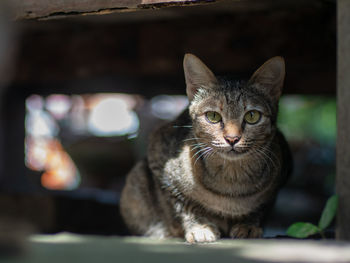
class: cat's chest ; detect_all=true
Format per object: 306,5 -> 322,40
162,146 -> 270,217
200,152 -> 269,195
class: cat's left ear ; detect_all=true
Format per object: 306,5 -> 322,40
248,56 -> 285,101
183,54 -> 218,101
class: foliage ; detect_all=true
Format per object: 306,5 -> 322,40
286,195 -> 338,239
278,96 -> 336,146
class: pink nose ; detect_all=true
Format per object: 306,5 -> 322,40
224,135 -> 241,146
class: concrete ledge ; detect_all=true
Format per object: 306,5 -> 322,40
8,233 -> 350,263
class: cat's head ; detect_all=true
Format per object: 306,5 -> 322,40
183,54 -> 285,160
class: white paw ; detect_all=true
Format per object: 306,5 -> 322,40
185,225 -> 219,243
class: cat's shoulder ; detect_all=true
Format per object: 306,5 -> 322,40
148,109 -> 192,155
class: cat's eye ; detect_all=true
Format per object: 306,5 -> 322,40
244,110 -> 261,124
205,111 -> 222,124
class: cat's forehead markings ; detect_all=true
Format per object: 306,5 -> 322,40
236,92 -> 243,104
245,94 -> 270,112
225,91 -> 245,111
219,104 -> 223,112
223,90 -> 238,106
237,92 -> 247,111
200,99 -> 221,112
219,99 -> 224,111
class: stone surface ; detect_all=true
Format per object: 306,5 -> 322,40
5,233 -> 350,263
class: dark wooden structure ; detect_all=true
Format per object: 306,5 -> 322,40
11,0 -> 335,95
337,0 -> 350,241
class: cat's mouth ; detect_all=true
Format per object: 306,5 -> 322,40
217,146 -> 249,160
228,146 -> 249,154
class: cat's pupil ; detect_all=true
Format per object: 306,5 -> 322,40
244,110 -> 261,124
206,111 -> 222,123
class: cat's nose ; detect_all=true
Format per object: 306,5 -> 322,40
224,135 -> 241,146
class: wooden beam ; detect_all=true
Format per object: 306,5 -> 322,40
337,0 -> 350,241
10,0 -> 334,21
11,0 -> 215,20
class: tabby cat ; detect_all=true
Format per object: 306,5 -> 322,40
120,54 -> 292,243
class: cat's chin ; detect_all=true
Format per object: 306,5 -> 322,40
217,150 -> 248,161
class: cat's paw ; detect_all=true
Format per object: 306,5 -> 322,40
229,224 -> 263,239
185,224 -> 220,243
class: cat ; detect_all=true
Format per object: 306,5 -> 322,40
120,54 -> 292,243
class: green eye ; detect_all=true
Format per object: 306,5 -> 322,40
244,110 -> 261,124
205,111 -> 222,124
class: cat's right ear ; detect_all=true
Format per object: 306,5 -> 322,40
183,54 -> 218,101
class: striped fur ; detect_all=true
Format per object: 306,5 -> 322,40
120,54 -> 292,243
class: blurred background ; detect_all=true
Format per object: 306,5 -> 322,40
0,0 -> 335,238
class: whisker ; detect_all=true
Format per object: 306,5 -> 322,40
208,149 -> 218,162
194,148 -> 212,166
205,147 -> 217,159
190,142 -> 206,146
192,146 -> 211,159
251,148 -> 271,173
190,144 -> 205,152
255,144 -> 280,163
254,147 -> 278,170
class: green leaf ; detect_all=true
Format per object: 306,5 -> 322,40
318,195 -> 338,230
286,222 -> 320,238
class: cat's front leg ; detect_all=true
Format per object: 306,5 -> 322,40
229,223 -> 263,239
185,222 -> 220,243
229,211 -> 264,239
182,214 -> 221,243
